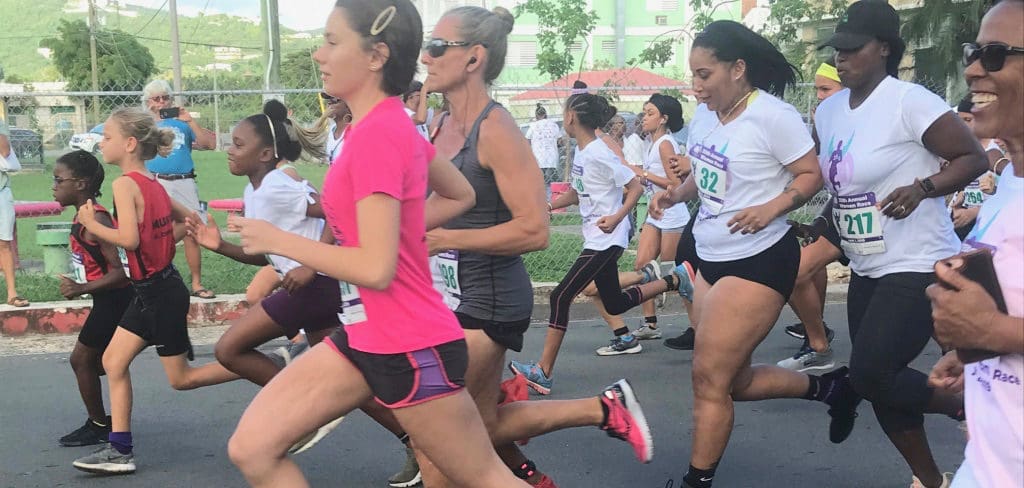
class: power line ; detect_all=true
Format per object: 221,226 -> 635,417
133,0 -> 169,36
134,35 -> 260,50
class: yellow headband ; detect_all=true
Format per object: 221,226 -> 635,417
816,63 -> 840,83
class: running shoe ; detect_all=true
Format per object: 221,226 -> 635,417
673,262 -> 696,302
267,336 -> 311,369
60,416 -> 111,447
532,474 -> 558,487
638,259 -> 661,284
72,445 -> 136,475
821,366 -> 861,444
784,322 -> 807,340
388,446 -> 422,488
632,324 -> 663,340
289,416 -> 345,455
776,344 -> 836,372
509,360 -> 552,395
910,472 -> 952,488
596,335 -> 643,356
600,379 -> 653,463
663,327 -> 695,351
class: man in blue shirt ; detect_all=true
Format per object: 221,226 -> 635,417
142,79 -> 217,298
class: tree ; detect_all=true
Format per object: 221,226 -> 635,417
41,19 -> 157,92
513,0 -> 600,82
901,0 -> 993,98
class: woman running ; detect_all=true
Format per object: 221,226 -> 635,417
71,108 -> 242,475
511,93 -> 688,394
649,20 -> 862,487
815,2 -> 988,486
54,150 -> 134,448
224,2 -> 528,486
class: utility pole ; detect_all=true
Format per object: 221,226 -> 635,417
87,0 -> 100,123
168,0 -> 184,104
261,0 -> 282,97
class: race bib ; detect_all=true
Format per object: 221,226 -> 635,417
834,193 -> 886,255
117,247 -> 130,277
689,143 -> 729,215
70,252 -> 88,284
435,250 -> 462,310
963,183 -> 985,208
338,281 -> 367,325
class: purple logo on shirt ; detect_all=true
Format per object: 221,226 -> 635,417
825,133 -> 855,192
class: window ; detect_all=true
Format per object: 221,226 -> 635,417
655,15 -> 668,26
508,41 -> 538,67
569,41 -> 584,56
601,40 -> 616,54
646,0 -> 679,11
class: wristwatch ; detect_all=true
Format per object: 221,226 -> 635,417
918,177 -> 936,196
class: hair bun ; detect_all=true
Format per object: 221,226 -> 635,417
492,6 -> 515,35
263,99 -> 288,122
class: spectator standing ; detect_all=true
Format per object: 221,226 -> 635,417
0,117 -> 26,307
526,103 -> 562,192
141,79 -> 217,299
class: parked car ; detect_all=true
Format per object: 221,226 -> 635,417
9,127 -> 44,167
69,124 -> 104,154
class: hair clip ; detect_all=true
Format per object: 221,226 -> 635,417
371,5 -> 397,36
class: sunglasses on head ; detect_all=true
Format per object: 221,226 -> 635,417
422,38 -> 483,58
149,94 -> 171,103
963,42 -> 1024,72
320,92 -> 340,104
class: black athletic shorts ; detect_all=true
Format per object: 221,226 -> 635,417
820,213 -> 851,266
457,312 -> 531,353
326,327 -> 468,409
698,227 -> 801,301
78,286 -> 135,351
119,266 -> 194,358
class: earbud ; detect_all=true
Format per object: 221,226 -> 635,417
468,56 -> 478,66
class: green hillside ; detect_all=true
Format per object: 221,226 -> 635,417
0,0 -> 319,82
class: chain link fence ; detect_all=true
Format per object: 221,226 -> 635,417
1,80 -> 833,300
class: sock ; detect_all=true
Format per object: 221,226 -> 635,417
108,431 -> 132,455
512,460 -> 537,480
683,463 -> 718,488
644,316 -> 658,328
396,432 -> 410,446
663,275 -> 678,291
803,374 -> 844,404
613,327 -> 629,337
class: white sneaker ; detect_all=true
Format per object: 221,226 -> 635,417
596,336 -> 643,356
632,325 -> 662,340
776,345 -> 836,372
910,472 -> 952,488
289,416 -> 345,454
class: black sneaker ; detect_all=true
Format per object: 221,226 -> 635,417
784,322 -> 806,340
60,417 -> 111,447
663,327 -> 695,351
821,366 -> 861,444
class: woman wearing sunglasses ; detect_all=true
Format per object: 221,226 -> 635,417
321,93 -> 352,164
416,6 -> 653,488
815,2 -> 988,487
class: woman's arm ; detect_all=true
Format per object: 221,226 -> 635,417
66,213 -> 130,297
186,214 -> 269,266
79,177 -> 141,250
424,155 -> 476,230
727,150 -> 822,235
647,139 -> 685,189
549,187 -> 579,211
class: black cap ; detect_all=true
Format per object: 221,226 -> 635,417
818,1 -> 900,50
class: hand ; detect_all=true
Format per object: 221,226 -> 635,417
185,212 -> 222,250
78,199 -> 97,228
59,275 -> 85,300
979,173 -> 996,195
925,260 -> 1001,350
951,207 -> 979,229
425,229 -> 449,256
281,266 -> 316,293
668,155 -> 691,180
928,351 -> 965,392
788,218 -> 825,245
728,202 -> 779,235
877,181 -> 927,219
175,104 -> 194,123
629,165 -> 644,178
648,190 -> 676,220
596,214 -> 622,233
228,215 -> 280,255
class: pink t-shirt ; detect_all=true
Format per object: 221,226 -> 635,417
321,96 -> 464,354
958,165 -> 1023,487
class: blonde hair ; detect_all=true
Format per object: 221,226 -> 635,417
109,107 -> 175,161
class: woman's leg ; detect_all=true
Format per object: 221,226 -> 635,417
788,239 -> 841,353
101,328 -> 149,433
158,353 -> 241,391
635,225 -> 662,324
246,265 -> 282,304
214,303 -> 292,386
70,342 -> 108,422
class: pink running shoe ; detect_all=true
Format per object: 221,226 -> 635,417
600,379 -> 653,463
532,474 -> 558,488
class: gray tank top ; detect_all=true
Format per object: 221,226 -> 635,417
440,101 -> 533,322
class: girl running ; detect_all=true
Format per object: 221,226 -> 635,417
413,7 -> 654,487
224,2 -> 527,486
54,150 -> 134,448
815,2 -> 987,486
649,20 -> 860,488
511,93 -> 689,394
71,107 -> 241,475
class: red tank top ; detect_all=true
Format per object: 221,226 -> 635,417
70,203 -> 125,283
122,172 -> 175,280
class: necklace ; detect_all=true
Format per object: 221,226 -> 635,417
701,89 -> 756,145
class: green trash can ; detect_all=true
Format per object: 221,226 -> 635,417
36,222 -> 73,276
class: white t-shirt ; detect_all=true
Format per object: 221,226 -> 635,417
243,169 -> 325,276
814,76 -> 959,278
526,119 -> 561,169
687,90 -> 814,261
571,138 -> 636,251
956,166 -> 1024,488
644,133 -> 689,230
326,120 -> 346,165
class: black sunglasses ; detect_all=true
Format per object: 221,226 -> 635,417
963,42 -> 1024,72
320,92 -> 340,103
422,38 -> 482,58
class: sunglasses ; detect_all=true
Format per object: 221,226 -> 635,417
962,42 -> 1024,72
149,94 -> 171,103
422,38 -> 481,58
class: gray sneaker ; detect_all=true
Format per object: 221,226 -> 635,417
72,445 -> 136,475
596,335 -> 643,356
638,260 -> 661,284
632,325 -> 662,340
388,446 -> 422,487
776,344 -> 836,372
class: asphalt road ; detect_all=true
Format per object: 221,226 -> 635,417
0,303 -> 965,488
